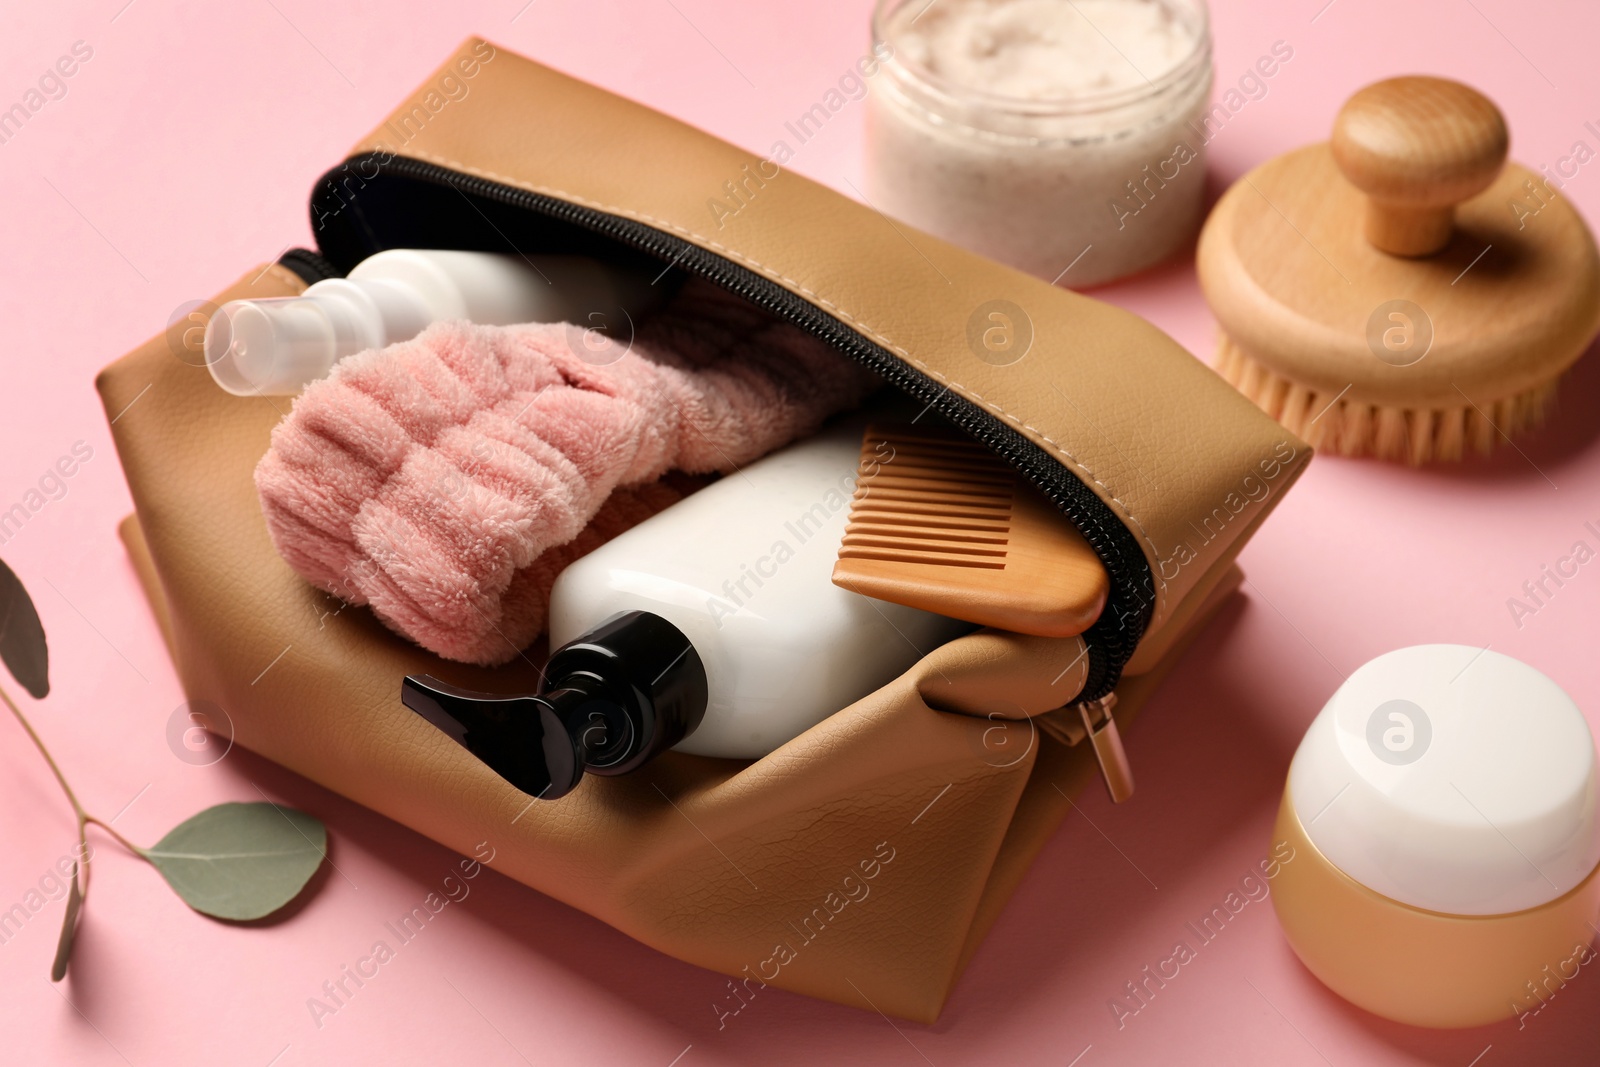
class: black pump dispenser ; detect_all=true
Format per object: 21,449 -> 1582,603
400,611 -> 708,800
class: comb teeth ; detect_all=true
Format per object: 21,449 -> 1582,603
832,424 -> 1109,638
842,429 -> 1017,570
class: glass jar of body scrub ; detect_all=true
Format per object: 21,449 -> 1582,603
866,0 -> 1213,288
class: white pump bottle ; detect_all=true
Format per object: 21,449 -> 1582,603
546,420 -> 973,759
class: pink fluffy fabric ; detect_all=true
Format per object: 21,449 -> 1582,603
256,280 -> 879,665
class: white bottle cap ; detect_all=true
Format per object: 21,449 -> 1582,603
1290,644 -> 1599,915
204,278 -> 426,396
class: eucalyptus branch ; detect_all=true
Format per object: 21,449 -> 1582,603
1,560 -> 329,981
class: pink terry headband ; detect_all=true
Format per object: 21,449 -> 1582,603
255,280 -> 879,665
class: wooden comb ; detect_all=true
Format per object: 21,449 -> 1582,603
831,424 -> 1108,637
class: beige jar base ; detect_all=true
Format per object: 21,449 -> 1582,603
1270,792 -> 1600,1028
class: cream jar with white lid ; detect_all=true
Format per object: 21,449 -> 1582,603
865,0 -> 1213,288
1272,645 -> 1600,1028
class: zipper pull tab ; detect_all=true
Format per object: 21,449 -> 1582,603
1075,694 -> 1135,803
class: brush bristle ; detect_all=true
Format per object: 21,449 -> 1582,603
1212,333 -> 1559,465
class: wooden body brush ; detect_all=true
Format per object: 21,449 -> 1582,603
1198,76 -> 1600,464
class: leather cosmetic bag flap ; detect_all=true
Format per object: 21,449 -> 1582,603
96,38 -> 1308,1022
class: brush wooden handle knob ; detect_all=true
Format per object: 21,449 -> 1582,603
1331,76 -> 1508,257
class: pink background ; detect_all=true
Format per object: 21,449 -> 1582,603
3,0 -> 1599,1062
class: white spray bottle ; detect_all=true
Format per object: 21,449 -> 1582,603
205,248 -> 656,395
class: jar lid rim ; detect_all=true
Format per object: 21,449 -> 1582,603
871,0 -> 1213,117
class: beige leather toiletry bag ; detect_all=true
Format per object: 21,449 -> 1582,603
97,38 -> 1308,1022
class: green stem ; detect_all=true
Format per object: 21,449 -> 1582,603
0,681 -> 100,898
0,682 -> 84,820
83,815 -> 145,858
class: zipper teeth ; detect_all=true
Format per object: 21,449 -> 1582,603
277,246 -> 342,285
320,154 -> 1154,698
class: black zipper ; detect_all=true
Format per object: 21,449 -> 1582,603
277,246 -> 342,285
300,153 -> 1155,701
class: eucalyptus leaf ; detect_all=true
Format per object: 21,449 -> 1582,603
0,557 -> 48,698
50,861 -> 81,982
143,802 -> 327,921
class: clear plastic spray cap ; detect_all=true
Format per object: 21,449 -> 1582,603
204,277 -> 424,396
205,297 -> 343,396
